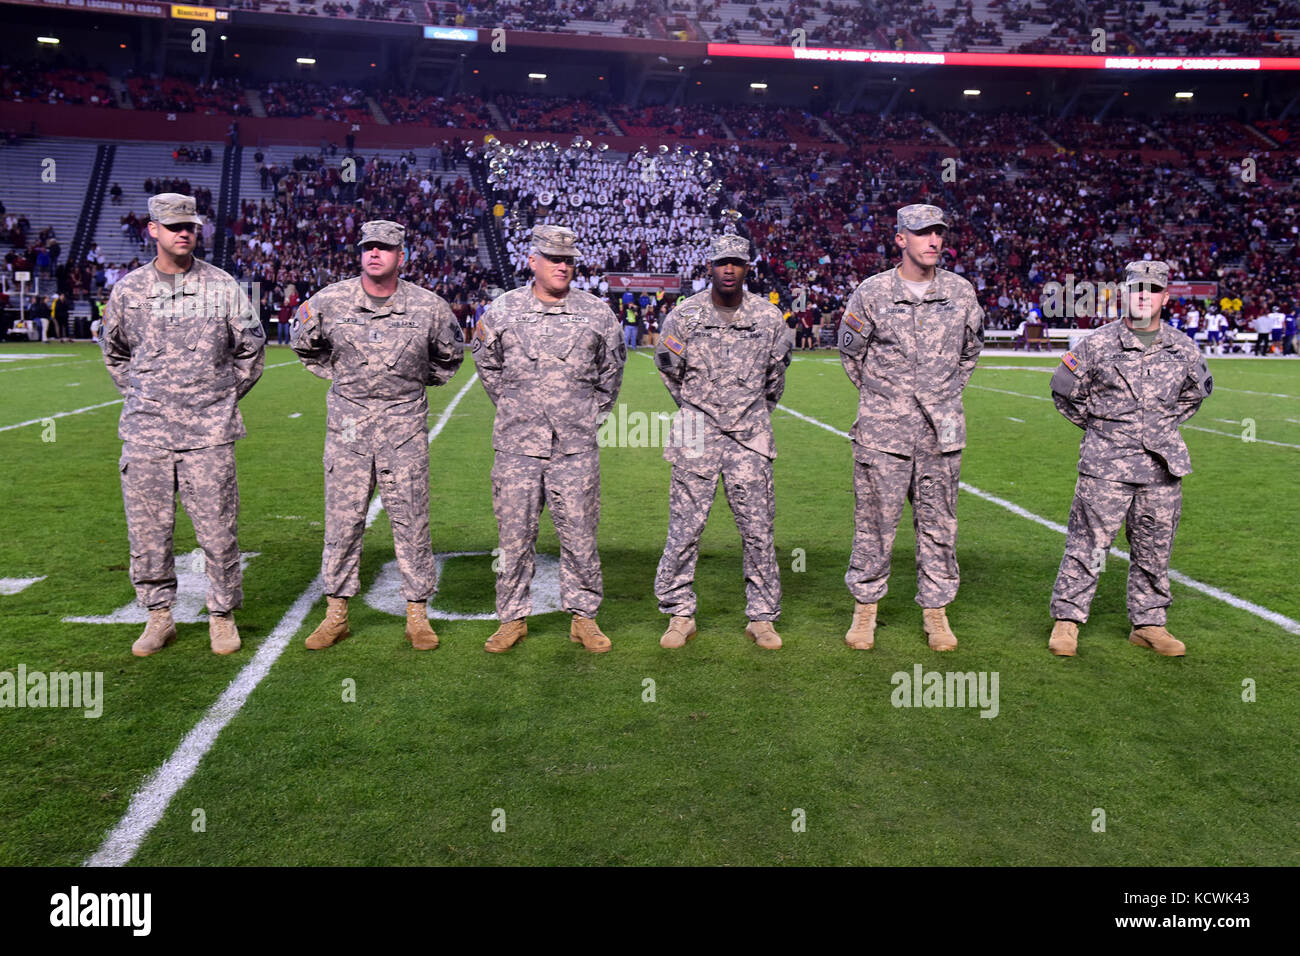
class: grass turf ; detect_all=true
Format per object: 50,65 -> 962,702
0,343 -> 1296,865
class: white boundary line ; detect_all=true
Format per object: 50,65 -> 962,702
772,401 -> 1300,636
0,358 -> 100,374
0,399 -> 123,434
85,372 -> 480,867
967,384 -> 1300,451
0,360 -> 298,434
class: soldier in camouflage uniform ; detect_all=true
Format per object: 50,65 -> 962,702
292,220 -> 464,651
1048,260 -> 1212,657
471,224 -> 626,653
839,204 -> 984,652
101,192 -> 266,657
654,234 -> 794,650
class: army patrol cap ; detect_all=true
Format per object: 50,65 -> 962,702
530,224 -> 581,258
148,192 -> 204,226
357,220 -> 405,249
708,233 -> 752,263
896,203 -> 949,232
1124,260 -> 1170,289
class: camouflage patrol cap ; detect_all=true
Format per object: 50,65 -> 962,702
708,233 -> 751,263
896,203 -> 949,232
530,224 -> 581,258
148,192 -> 203,226
1124,260 -> 1170,289
358,220 -> 405,248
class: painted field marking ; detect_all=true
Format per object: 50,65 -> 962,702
86,372 -> 480,866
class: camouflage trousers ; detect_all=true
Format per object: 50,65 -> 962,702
655,442 -> 780,621
323,431 -> 436,602
491,445 -> 602,621
119,441 -> 242,613
1050,473 -> 1182,626
845,436 -> 962,608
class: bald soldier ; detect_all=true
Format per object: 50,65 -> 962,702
1047,260 -> 1212,657
102,192 -> 265,657
292,220 -> 464,650
839,204 -> 984,652
471,224 -> 626,653
654,234 -> 793,650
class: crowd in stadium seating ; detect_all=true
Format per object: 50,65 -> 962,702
606,103 -> 729,139
932,110 -> 1046,149
496,94 -> 613,134
487,139 -> 719,277
2,65 -> 115,107
125,75 -> 250,115
261,80 -> 371,123
454,0 -> 656,36
227,150 -> 490,320
375,91 -> 496,128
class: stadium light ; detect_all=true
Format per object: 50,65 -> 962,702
528,73 -> 547,80
297,58 -> 317,65
37,36 -> 59,45
963,89 -> 981,96
1175,91 -> 1194,99
750,82 -> 768,90
220,35 -> 228,41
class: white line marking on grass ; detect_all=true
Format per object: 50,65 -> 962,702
1008,416 -> 1024,423
0,358 -> 99,372
969,384 -> 1052,402
977,365 -> 1054,372
0,575 -> 46,595
86,372 -> 480,867
773,403 -> 1300,636
288,412 -> 301,418
0,399 -> 123,434
1213,418 -> 1240,425
1184,424 -> 1300,450
1216,386 -> 1300,399
264,360 -> 298,369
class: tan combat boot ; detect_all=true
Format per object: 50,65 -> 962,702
570,615 -> 611,653
405,602 -> 439,650
132,608 -> 177,657
922,607 -> 957,651
1049,620 -> 1079,656
209,612 -> 241,655
745,620 -> 782,650
660,616 -> 696,649
484,618 -> 527,653
845,602 -> 878,650
305,596 -> 350,650
1129,625 -> 1186,657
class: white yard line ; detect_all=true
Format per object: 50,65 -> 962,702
85,372 -> 480,867
772,402 -> 1300,636
0,358 -> 100,374
1183,424 -> 1300,450
0,399 -> 123,434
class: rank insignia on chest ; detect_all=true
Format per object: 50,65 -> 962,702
1062,351 -> 1080,373
843,312 -> 864,333
369,328 -> 384,343
663,334 -> 684,356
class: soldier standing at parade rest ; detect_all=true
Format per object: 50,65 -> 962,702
471,225 -> 626,653
102,192 -> 266,657
292,220 -> 464,650
1047,260 -> 1213,657
838,204 -> 984,652
653,234 -> 794,650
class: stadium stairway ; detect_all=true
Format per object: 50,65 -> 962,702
366,97 -> 391,125
108,76 -> 130,108
245,89 -> 267,118
214,143 -> 242,269
90,141 -> 226,269
69,144 -> 114,266
0,137 -> 98,257
468,154 -> 509,286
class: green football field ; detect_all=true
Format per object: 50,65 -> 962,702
0,343 -> 1296,866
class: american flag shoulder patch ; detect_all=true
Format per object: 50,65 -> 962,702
1062,351 -> 1080,373
843,312 -> 864,333
298,302 -> 311,323
663,334 -> 684,356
